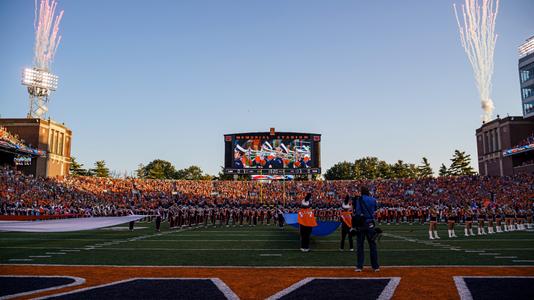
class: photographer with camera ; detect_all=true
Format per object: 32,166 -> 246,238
352,186 -> 380,272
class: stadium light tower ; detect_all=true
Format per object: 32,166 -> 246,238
22,68 -> 59,118
22,0 -> 64,119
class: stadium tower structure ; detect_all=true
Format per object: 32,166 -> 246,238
520,36 -> 534,118
0,0 -> 71,178
475,36 -> 534,176
21,68 -> 59,119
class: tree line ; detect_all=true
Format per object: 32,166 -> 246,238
70,150 -> 475,180
70,158 -> 212,180
324,150 -> 475,180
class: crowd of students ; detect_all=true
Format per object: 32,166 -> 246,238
1,167 -> 533,234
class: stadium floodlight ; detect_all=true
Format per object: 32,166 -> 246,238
21,0 -> 64,120
21,67 -> 59,119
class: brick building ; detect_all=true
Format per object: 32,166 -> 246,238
476,116 -> 533,176
0,118 -> 72,178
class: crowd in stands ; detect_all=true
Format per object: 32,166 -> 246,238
1,166 -> 533,223
514,133 -> 534,148
0,127 -> 26,148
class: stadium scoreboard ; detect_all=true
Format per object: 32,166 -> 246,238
224,129 -> 321,175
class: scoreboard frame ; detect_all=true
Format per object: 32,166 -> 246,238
223,130 -> 321,175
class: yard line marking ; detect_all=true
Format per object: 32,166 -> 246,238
512,260 -> 534,263
45,252 -> 66,255
61,249 -> 80,252
478,253 -> 500,256
29,255 -> 51,258
494,256 -> 517,259
260,254 -> 282,257
8,259 -> 33,261
465,250 -> 485,253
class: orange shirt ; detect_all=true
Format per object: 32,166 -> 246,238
298,208 -> 318,227
341,211 -> 352,227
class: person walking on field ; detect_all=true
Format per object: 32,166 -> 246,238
353,186 -> 379,272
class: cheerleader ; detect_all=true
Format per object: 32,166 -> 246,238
446,206 -> 458,238
340,196 -> 354,251
504,206 -> 513,232
487,207 -> 495,234
527,208 -> 533,229
298,193 -> 318,252
464,207 -> 475,236
428,206 -> 440,240
517,208 -> 526,231
495,207 -> 503,233
477,208 -> 487,235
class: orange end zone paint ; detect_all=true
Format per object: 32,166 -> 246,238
1,265 -> 533,300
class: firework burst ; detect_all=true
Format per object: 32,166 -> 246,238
34,0 -> 64,71
454,0 -> 499,122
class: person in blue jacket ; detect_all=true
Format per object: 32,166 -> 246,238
353,186 -> 379,272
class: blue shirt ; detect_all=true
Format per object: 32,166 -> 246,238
353,195 -> 377,220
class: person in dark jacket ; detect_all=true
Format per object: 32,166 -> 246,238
353,186 -> 379,272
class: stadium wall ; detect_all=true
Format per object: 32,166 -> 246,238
0,118 -> 72,178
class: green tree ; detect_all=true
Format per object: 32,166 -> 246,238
377,160 -> 393,179
391,160 -> 408,178
438,164 -> 449,177
139,159 -> 177,179
324,161 -> 355,180
91,160 -> 110,178
354,157 -> 381,179
215,166 -> 239,180
69,157 -> 89,176
135,163 -> 145,178
417,157 -> 433,178
448,150 -> 476,176
175,165 -> 211,180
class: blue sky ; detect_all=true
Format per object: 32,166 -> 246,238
1,0 -> 533,176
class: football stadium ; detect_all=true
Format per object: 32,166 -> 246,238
1,0 -> 534,299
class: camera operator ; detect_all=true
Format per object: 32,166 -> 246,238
353,186 -> 379,272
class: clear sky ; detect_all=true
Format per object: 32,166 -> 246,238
1,0 -> 533,176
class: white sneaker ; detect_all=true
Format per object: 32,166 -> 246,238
355,268 -> 362,272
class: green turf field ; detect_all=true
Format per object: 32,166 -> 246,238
1,223 -> 533,266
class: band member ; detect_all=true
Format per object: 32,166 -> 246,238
298,193 -> 317,252
340,196 -> 354,251
155,207 -> 162,232
446,206 -> 457,238
277,205 -> 285,229
428,206 -> 440,240
233,147 -> 245,169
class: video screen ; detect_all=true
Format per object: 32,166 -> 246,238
233,139 -> 312,169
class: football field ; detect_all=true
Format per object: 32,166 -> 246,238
1,222 -> 533,266
1,223 -> 534,299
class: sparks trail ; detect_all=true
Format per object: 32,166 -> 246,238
453,0 -> 499,122
34,0 -> 64,71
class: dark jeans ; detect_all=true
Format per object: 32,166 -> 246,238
300,225 -> 312,249
356,228 -> 379,269
340,223 -> 354,249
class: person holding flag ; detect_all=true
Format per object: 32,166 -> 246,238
340,195 -> 354,251
298,193 -> 317,252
